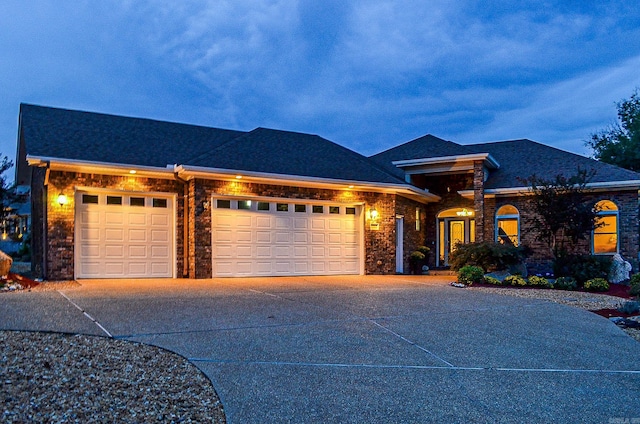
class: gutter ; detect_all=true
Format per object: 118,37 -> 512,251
458,180 -> 640,198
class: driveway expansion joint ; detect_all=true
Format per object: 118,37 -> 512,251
57,290 -> 113,338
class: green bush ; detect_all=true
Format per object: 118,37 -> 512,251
527,276 -> 551,288
552,277 -> 577,291
504,275 -> 527,286
410,251 -> 426,262
416,246 -> 431,255
457,265 -> 484,286
617,301 -> 640,315
448,241 -> 530,272
583,278 -> 610,292
552,254 -> 612,284
484,276 -> 503,286
629,274 -> 640,298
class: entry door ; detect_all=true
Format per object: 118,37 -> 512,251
395,216 -> 404,273
438,218 -> 475,266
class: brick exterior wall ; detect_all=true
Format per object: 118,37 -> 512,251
395,195 -> 429,273
34,170 -> 185,280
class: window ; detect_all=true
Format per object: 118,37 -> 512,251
276,203 -> 289,212
257,202 -> 270,211
329,206 -> 340,214
593,200 -> 618,254
107,196 -> 122,205
152,198 -> 167,208
295,204 -> 306,213
82,194 -> 99,204
238,200 -> 251,210
415,208 -> 421,231
217,199 -> 231,209
130,197 -> 145,207
312,205 -> 324,214
496,205 -> 519,246
346,207 -> 356,215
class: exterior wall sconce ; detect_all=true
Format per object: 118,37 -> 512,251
370,207 -> 379,220
456,208 -> 473,217
57,193 -> 69,206
369,207 -> 380,230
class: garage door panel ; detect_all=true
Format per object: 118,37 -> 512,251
106,228 -> 125,242
212,199 -> 361,277
75,191 -> 174,279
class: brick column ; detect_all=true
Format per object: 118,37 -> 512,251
473,161 -> 485,242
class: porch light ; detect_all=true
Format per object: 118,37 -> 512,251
456,208 -> 473,217
57,193 -> 69,206
370,207 -> 379,220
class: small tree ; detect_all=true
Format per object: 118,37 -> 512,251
586,88 -> 640,171
519,168 -> 602,258
0,155 -> 14,222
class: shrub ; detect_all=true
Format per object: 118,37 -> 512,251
583,278 -> 610,292
410,251 -> 426,262
527,276 -> 551,288
416,246 -> 431,255
484,276 -> 502,286
448,241 -> 530,272
504,275 -> 527,286
617,301 -> 640,315
552,254 -> 612,285
457,265 -> 484,286
630,274 -> 640,298
552,277 -> 577,291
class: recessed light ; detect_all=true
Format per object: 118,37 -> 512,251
235,175 -> 242,179
129,170 -> 137,174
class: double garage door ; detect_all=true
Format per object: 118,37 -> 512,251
211,198 -> 363,277
75,190 -> 175,279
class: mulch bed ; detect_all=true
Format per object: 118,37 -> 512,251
2,272 -> 39,289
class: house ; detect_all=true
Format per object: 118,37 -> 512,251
15,104 -> 640,280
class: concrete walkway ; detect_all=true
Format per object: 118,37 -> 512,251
2,275 -> 639,423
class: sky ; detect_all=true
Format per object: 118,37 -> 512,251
1,0 -> 640,178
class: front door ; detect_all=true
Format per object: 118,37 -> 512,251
438,216 -> 475,267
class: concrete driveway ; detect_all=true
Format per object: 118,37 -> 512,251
2,275 -> 639,423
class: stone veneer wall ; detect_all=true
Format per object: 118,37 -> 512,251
189,179 -> 398,278
485,190 -> 640,274
37,170 -> 185,281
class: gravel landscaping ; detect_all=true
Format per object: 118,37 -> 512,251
0,331 -> 226,423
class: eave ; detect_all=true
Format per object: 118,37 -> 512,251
26,155 -> 176,179
458,180 -> 640,199
176,165 -> 441,203
392,153 -> 500,175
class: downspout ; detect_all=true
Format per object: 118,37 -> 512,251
174,171 -> 189,278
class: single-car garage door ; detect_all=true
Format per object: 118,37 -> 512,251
211,198 -> 362,277
75,190 -> 175,278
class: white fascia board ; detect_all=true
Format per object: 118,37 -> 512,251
176,164 -> 441,202
392,153 -> 500,169
26,155 -> 176,179
459,180 -> 640,199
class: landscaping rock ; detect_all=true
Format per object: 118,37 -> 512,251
0,250 -> 12,277
609,253 -> 632,284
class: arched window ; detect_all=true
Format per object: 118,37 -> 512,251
593,200 -> 618,254
496,205 -> 519,246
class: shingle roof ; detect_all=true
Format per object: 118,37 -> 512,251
19,104 -> 246,168
370,134 -> 471,179
187,127 -> 405,184
371,135 -> 640,189
19,104 -> 406,185
464,139 -> 640,189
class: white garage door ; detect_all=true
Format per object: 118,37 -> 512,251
211,198 -> 362,277
75,190 -> 175,278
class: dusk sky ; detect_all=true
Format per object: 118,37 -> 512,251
2,1 -> 640,178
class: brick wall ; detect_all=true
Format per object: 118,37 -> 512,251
40,171 -> 185,280
395,195 -> 429,273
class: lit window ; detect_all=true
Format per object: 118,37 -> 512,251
593,200 -> 618,254
496,205 -> 519,246
415,208 -> 421,231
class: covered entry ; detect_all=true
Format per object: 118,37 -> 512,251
211,197 -> 363,277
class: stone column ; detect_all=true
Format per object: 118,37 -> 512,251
473,161 -> 485,242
